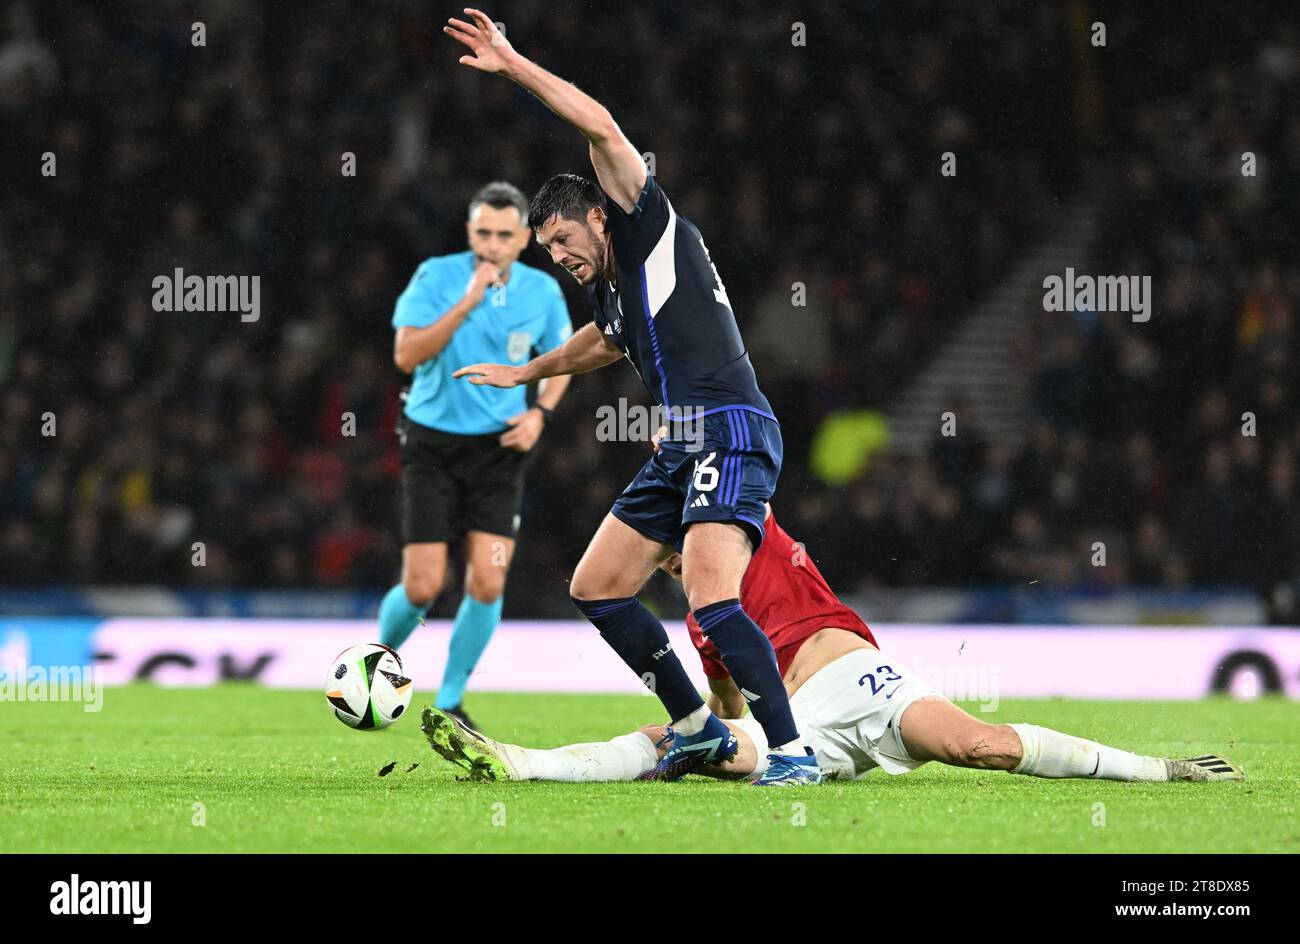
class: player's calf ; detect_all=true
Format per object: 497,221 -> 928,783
897,697 -> 1019,770
897,698 -> 1245,783
961,728 -> 1025,770
943,725 -> 1024,771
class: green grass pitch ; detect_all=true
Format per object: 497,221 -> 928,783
2,686 -> 1297,853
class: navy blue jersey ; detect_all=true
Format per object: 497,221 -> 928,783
588,176 -> 774,418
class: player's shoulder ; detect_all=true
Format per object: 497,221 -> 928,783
603,174 -> 672,225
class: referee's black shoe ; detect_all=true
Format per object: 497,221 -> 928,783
444,704 -> 482,734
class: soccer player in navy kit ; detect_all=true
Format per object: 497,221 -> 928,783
445,9 -> 819,784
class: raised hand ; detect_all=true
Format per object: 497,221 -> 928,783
464,261 -> 502,307
443,8 -> 517,74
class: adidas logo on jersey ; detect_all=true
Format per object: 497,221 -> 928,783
689,494 -> 710,508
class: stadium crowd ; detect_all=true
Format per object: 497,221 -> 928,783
1,2 -> 1295,617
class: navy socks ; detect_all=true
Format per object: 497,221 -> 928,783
694,598 -> 800,748
572,596 -> 704,722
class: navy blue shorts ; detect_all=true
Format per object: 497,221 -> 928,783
610,406 -> 782,551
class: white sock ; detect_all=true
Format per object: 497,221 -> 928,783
1009,723 -> 1168,782
671,704 -> 711,736
673,706 -> 805,758
500,732 -> 659,782
771,738 -> 809,757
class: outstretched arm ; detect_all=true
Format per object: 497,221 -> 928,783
453,321 -> 623,388
444,8 -> 648,212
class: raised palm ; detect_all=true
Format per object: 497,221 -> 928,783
444,8 -> 515,73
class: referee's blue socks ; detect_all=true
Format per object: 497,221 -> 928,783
694,598 -> 800,749
572,596 -> 705,722
435,594 -> 503,710
378,583 -> 428,651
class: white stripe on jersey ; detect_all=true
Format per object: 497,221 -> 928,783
642,199 -> 678,319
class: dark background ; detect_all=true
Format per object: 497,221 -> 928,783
1,1 -> 1296,618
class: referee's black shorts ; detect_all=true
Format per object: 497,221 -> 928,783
399,415 -> 531,544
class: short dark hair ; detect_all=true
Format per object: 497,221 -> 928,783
468,181 -> 530,221
527,174 -> 607,231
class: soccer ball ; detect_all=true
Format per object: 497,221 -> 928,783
326,643 -> 413,730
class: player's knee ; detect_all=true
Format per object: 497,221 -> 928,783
465,570 -> 505,603
568,574 -> 598,602
681,564 -> 742,612
402,573 -> 441,608
569,565 -> 616,602
685,586 -> 736,613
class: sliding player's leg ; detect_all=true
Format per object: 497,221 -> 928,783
420,707 -> 762,782
896,697 -> 1243,782
569,514 -> 722,749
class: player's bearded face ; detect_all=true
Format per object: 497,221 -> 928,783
580,224 -> 610,284
538,214 -> 609,285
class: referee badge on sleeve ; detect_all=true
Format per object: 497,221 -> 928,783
507,331 -> 532,363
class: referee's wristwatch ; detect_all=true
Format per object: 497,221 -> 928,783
533,404 -> 554,424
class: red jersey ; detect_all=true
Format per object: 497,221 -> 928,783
686,511 -> 877,679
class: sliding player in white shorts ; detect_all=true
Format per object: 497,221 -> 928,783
421,506 -> 1244,786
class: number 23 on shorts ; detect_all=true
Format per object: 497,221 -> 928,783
858,665 -> 902,696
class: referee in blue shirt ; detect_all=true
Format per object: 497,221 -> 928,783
379,181 -> 572,730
